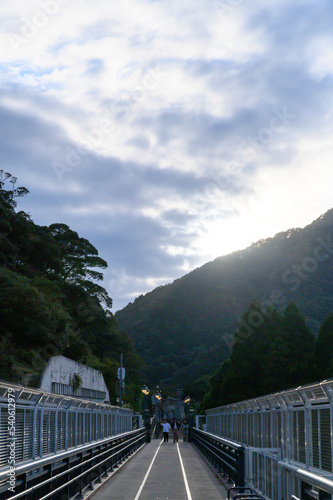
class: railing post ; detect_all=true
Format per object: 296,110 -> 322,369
237,446 -> 245,488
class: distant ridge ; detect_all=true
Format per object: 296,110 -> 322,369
116,209 -> 333,388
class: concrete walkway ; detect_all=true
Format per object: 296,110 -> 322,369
90,439 -> 228,500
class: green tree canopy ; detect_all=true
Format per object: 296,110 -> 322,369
201,302 -> 317,410
49,223 -> 112,308
316,313 -> 333,378
0,176 -> 143,408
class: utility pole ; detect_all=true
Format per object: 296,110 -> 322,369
118,354 -> 124,407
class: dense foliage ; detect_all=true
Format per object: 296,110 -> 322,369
200,302 -> 331,410
116,208 -> 333,395
0,172 -> 143,407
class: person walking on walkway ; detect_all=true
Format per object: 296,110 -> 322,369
161,419 -> 171,442
182,420 -> 190,442
171,418 -> 180,443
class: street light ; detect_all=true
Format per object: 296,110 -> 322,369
141,385 -> 150,396
141,385 -> 150,416
141,386 -> 151,421
141,386 -> 151,442
184,395 -> 191,421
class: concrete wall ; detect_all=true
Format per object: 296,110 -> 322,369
39,355 -> 110,402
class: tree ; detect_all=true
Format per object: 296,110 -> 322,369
49,223 -> 112,308
0,172 -> 29,269
200,360 -> 232,411
316,313 -> 333,378
264,303 -> 316,392
0,175 -> 144,408
201,302 -> 317,410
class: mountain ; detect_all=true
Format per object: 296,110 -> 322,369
0,177 -> 143,408
115,209 -> 333,390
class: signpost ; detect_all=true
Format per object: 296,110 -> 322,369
117,367 -> 125,380
118,354 -> 125,407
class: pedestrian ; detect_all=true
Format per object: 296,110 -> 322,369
161,419 -> 171,442
171,418 -> 180,443
182,420 -> 189,442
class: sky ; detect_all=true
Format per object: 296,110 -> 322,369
0,0 -> 333,311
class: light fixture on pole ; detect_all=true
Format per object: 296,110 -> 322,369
141,385 -> 150,396
184,395 -> 191,420
141,385 -> 150,418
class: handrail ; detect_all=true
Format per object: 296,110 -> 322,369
5,428 -> 146,500
0,428 -> 143,482
206,379 -> 333,413
192,427 -> 245,487
279,461 -> 333,494
0,381 -> 132,412
193,428 -> 245,450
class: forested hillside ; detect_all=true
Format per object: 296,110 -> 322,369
0,172 -> 143,406
201,303 -> 333,410
116,209 -> 333,393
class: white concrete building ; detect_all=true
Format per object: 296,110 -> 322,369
39,355 -> 110,403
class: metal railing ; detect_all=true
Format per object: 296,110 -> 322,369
205,379 -> 333,499
191,428 -> 245,487
0,427 -> 146,499
0,382 -> 137,499
0,383 -> 132,467
282,462 -> 333,499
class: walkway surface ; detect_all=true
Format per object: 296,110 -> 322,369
90,438 -> 228,500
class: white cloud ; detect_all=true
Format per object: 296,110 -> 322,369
1,0 -> 333,310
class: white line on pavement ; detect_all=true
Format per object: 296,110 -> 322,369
177,443 -> 192,500
133,439 -> 163,500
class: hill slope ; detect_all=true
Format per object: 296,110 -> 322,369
0,176 -> 143,408
115,209 -> 333,388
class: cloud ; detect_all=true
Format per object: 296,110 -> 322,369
0,0 -> 333,310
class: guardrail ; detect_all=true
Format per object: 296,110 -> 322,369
281,462 -> 333,500
206,379 -> 333,498
0,382 -> 133,470
191,428 -> 245,488
0,427 -> 146,499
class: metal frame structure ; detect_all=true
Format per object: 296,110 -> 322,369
0,382 -> 134,498
192,428 -> 245,487
206,380 -> 333,499
0,427 -> 146,499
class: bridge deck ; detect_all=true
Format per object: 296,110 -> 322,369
89,438 -> 228,500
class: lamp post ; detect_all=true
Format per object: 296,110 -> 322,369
182,396 -> 191,442
151,386 -> 165,439
141,385 -> 151,442
156,387 -> 165,418
184,395 -> 190,419
142,385 -> 150,396
141,385 -> 150,414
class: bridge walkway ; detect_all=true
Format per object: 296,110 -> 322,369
89,438 -> 228,500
